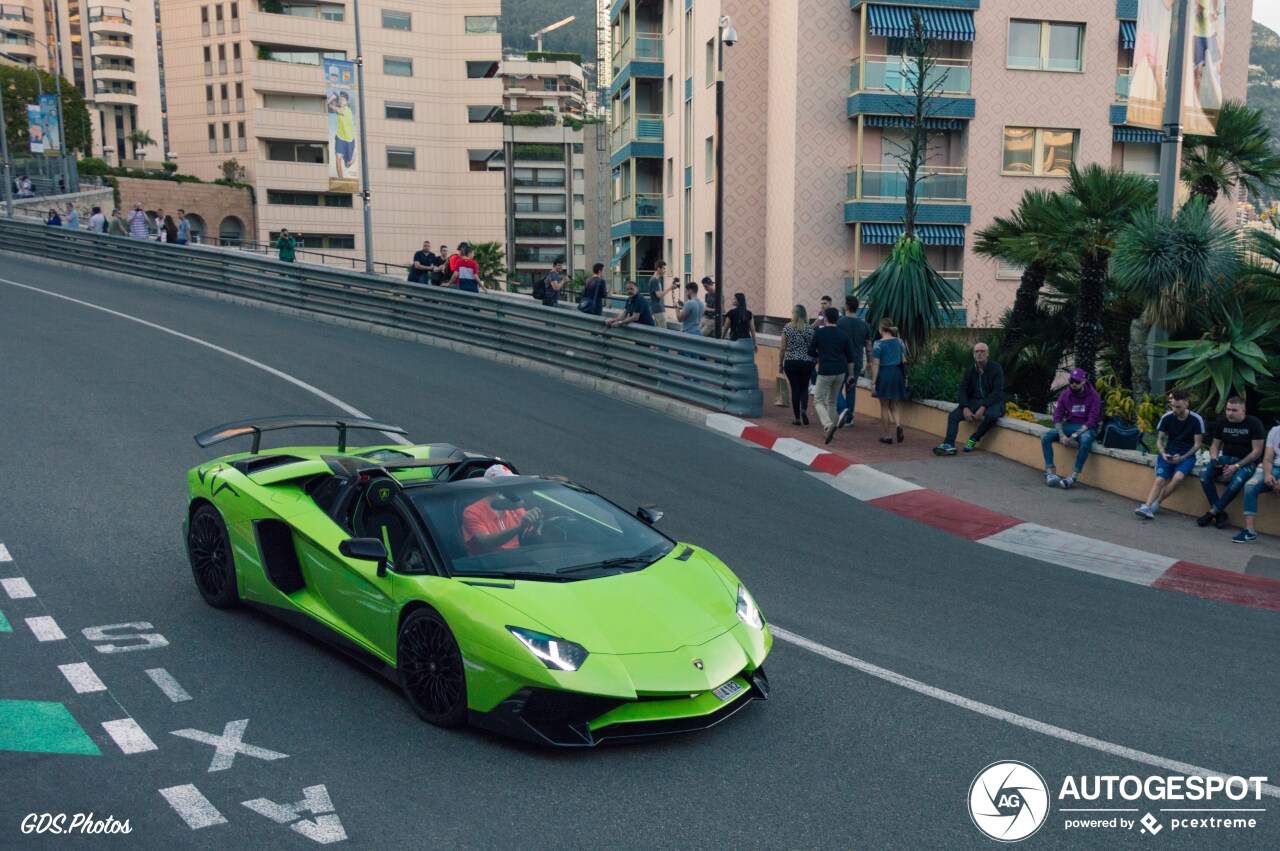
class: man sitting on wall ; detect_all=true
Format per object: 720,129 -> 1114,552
933,343 -> 1005,456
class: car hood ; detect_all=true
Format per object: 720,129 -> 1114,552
473,548 -> 739,654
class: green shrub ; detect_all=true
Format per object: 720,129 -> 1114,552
77,157 -> 111,176
162,161 -> 178,174
906,337 -> 971,403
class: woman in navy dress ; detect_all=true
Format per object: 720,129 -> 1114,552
870,317 -> 909,444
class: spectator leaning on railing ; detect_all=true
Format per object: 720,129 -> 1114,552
605,280 -> 654,328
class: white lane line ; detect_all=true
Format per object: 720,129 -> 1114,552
1,577 -> 35,598
25,615 -> 66,641
980,523 -> 1175,587
102,718 -> 159,754
771,625 -> 1280,799
0,278 -> 411,446
58,662 -> 108,694
145,668 -> 193,702
159,784 -> 228,830
0,543 -> 11,561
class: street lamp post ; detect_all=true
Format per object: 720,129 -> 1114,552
350,0 -> 374,274
713,16 -> 737,340
0,83 -> 14,217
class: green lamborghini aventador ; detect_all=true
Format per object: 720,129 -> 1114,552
184,416 -> 771,746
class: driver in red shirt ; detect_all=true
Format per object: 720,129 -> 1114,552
461,466 -> 542,555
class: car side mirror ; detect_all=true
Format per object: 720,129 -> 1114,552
340,537 -> 389,576
636,505 -> 663,525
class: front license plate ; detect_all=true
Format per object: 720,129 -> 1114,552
712,680 -> 744,702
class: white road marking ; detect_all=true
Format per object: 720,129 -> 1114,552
771,625 -> 1280,799
1,577 -> 35,598
58,662 -> 108,694
159,784 -> 228,830
0,543 -> 10,561
980,523 -> 1175,587
0,279 -> 411,446
820,465 -> 922,501
83,622 -> 169,653
172,719 -> 288,772
704,412 -> 751,437
145,668 -> 193,702
25,615 -> 66,641
102,718 -> 159,754
242,785 -> 347,844
770,437 -> 824,467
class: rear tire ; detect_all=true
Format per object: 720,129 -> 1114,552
398,608 -> 468,728
186,504 -> 239,609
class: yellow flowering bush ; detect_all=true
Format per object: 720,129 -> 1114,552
1004,402 -> 1037,423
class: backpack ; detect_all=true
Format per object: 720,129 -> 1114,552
1100,417 -> 1142,451
532,274 -> 548,300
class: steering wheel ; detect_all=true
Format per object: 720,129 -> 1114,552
530,514 -> 577,544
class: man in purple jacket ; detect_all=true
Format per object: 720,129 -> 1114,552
1042,368 -> 1102,489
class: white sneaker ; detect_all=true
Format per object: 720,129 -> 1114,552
1045,473 -> 1060,487
1134,504 -> 1155,519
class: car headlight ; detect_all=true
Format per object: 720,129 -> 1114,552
736,585 -> 763,630
507,627 -> 589,672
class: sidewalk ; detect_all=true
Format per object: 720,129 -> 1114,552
752,382 -> 1280,581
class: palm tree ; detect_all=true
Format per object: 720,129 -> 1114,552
1110,198 -> 1241,393
1181,100 -> 1280,206
469,241 -> 508,289
127,129 -> 156,160
1057,165 -> 1157,380
973,189 -> 1072,353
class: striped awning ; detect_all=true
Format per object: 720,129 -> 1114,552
1120,20 -> 1136,50
867,5 -> 976,41
861,223 -> 966,246
611,241 -> 631,265
1114,126 -> 1162,143
864,114 -> 964,130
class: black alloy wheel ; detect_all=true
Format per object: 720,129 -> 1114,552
398,608 -> 468,728
186,504 -> 239,608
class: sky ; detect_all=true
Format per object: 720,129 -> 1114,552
1257,3 -> 1280,38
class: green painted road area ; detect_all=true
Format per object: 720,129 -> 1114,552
0,699 -> 100,756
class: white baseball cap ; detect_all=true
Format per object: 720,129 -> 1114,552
483,464 -> 515,479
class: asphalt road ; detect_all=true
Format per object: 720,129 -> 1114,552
0,255 -> 1276,850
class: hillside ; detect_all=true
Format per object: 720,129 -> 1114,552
501,0 -> 599,64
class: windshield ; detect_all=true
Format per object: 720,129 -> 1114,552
408,479 -> 673,580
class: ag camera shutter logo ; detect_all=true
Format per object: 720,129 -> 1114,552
969,761 -> 1050,842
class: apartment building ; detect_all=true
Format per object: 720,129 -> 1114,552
609,0 -> 1253,323
160,0 -> 504,261
1,0 -> 163,163
498,56 -> 609,287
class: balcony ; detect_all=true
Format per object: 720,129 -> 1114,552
250,59 -> 326,94
1115,67 -> 1132,101
611,193 -> 663,222
610,113 -> 663,152
847,164 -> 968,203
253,107 -> 326,142
90,39 -> 135,59
513,220 -> 569,239
613,33 -> 663,69
513,247 -> 567,264
512,177 -> 565,189
87,10 -> 133,36
851,56 -> 972,96
246,12 -> 350,51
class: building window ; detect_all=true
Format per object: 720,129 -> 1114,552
666,158 -> 674,195
201,6 -> 208,23
574,244 -> 585,257
206,85 -> 215,115
207,123 -> 217,153
573,168 -> 584,181
466,60 -> 499,79
705,136 -> 714,180
230,2 -> 238,19
704,232 -> 713,275
514,194 -> 566,213
572,143 -> 583,154
514,167 -> 565,188
385,101 -> 414,120
543,78 -> 559,91
387,146 -> 416,169
1121,142 -> 1160,176
215,4 -> 223,21
468,148 -> 500,171
259,48 -> 346,66
464,15 -> 498,33
270,232 -> 355,250
573,194 -> 584,206
573,219 -> 585,231
705,38 -> 715,86
995,259 -> 1026,280
666,76 -> 674,114
1002,126 -> 1079,176
237,121 -> 246,151
381,9 -> 410,30
235,81 -> 244,111
1007,20 -> 1085,72
263,93 -> 325,112
384,56 -> 412,76
467,105 -> 502,123
319,4 -> 343,21
265,140 -> 328,163
266,190 -> 354,207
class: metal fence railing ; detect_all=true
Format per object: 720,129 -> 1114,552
4,218 -> 762,416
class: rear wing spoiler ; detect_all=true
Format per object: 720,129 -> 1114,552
195,416 -> 407,454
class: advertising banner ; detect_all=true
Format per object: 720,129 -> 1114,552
1182,0 -> 1225,136
1126,0 -> 1174,130
39,94 -> 62,155
323,59 -> 359,194
26,104 -> 44,154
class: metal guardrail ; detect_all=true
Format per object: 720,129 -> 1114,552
4,218 -> 763,416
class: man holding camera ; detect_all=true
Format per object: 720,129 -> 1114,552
1135,388 -> 1205,519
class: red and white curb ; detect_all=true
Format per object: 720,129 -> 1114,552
706,413 -> 1280,612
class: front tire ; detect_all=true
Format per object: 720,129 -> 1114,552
186,504 -> 239,609
398,608 -> 468,728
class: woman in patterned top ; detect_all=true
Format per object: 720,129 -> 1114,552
778,305 -> 816,425
870,317 -> 909,444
